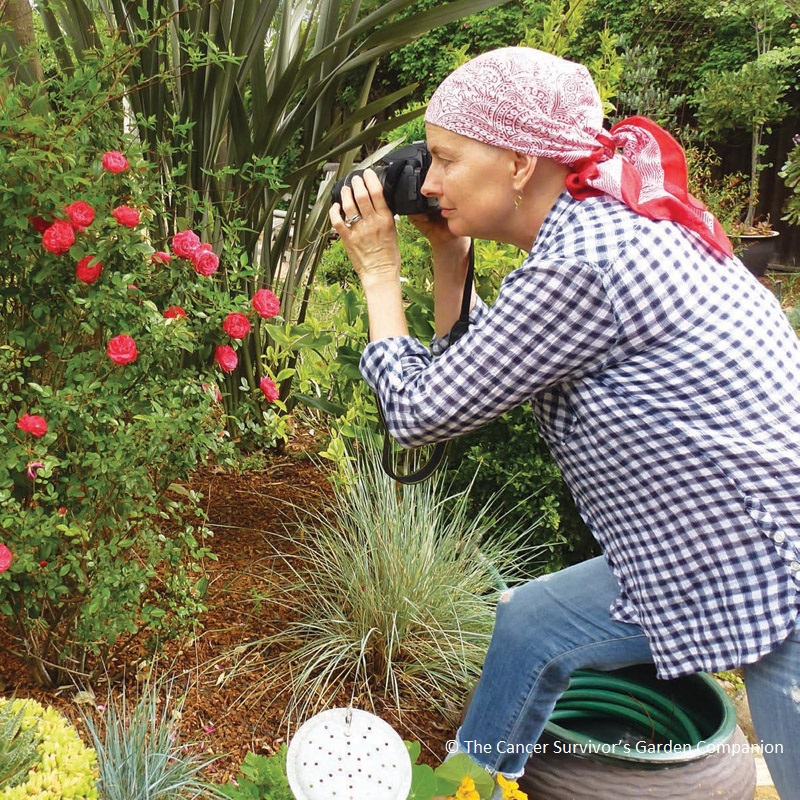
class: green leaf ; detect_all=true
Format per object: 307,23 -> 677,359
293,393 -> 346,417
434,753 -> 495,797
405,740 -> 421,763
408,762 -> 439,800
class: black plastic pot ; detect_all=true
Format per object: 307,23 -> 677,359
518,664 -> 756,800
735,231 -> 780,277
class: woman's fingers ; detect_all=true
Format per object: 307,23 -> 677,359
330,169 -> 394,234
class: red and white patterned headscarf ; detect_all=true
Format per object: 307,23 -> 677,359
425,47 -> 732,257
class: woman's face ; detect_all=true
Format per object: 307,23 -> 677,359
422,124 -> 520,241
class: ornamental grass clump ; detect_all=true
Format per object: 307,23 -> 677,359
0,698 -> 98,799
237,444 -> 546,720
79,673 -> 220,800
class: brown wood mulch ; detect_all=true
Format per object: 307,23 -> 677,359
0,446 -> 455,787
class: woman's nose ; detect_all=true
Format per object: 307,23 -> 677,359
421,169 -> 439,197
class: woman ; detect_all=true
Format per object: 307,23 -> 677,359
329,47 -> 800,799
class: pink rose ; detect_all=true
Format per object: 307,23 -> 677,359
171,230 -> 201,259
64,201 -> 95,230
259,376 -> 280,403
107,334 -> 138,365
163,305 -> 187,319
222,312 -> 250,339
251,288 -> 280,319
191,249 -> 220,277
75,255 -> 103,284
17,413 -> 48,437
102,150 -> 129,173
26,460 -> 44,480
152,251 -> 172,264
214,345 -> 238,373
42,220 -> 75,255
112,205 -> 140,228
0,544 -> 12,574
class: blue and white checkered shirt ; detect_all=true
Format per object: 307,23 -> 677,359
360,191 -> 800,679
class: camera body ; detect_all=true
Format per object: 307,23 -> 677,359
331,141 -> 440,217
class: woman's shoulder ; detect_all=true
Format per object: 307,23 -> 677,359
535,193 -> 643,264
536,192 -> 717,272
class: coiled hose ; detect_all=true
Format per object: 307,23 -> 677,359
549,670 -> 704,746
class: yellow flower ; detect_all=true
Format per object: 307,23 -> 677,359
496,773 -> 527,800
449,775 -> 481,800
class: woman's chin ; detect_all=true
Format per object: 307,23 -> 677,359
442,215 -> 466,236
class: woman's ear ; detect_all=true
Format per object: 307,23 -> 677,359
512,152 -> 538,191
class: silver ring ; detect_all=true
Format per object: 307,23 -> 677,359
344,213 -> 362,228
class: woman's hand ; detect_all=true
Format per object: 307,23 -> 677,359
408,214 -> 474,338
328,169 -> 402,288
329,169 -> 408,341
408,212 -> 471,272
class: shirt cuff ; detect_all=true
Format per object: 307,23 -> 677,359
360,336 -> 433,395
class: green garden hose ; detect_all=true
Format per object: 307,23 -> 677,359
548,669 -> 704,748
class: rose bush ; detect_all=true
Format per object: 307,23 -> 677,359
0,62 -> 295,686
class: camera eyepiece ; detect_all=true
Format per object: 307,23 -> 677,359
331,141 -> 440,217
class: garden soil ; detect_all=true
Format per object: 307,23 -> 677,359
0,441 -> 455,786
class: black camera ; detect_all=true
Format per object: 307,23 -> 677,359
331,141 -> 440,217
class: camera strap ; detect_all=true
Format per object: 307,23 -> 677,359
380,241 -> 475,484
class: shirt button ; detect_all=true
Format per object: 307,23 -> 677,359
790,562 -> 800,574
774,531 -> 786,544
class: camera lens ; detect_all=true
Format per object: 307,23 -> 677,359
330,142 -> 439,217
331,167 -> 387,210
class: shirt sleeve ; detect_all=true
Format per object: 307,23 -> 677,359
430,295 -> 490,356
360,256 -> 619,448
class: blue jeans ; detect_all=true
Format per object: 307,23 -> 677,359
456,556 -> 800,799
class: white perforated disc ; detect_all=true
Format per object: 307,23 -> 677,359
286,708 -> 412,800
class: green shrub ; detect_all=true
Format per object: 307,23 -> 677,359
780,134 -> 800,226
785,305 -> 800,335
0,698 -> 98,799
232,441 -> 545,721
682,138 -> 750,239
217,749 -> 293,800
446,403 -> 597,572
316,238 -> 357,287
